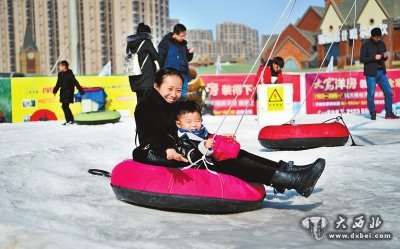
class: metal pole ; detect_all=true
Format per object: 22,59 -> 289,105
69,0 -> 79,74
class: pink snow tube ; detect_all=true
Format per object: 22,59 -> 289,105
110,160 -> 266,213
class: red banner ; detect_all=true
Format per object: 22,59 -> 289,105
201,74 -> 301,115
305,70 -> 400,114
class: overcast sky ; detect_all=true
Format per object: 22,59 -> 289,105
169,0 -> 325,36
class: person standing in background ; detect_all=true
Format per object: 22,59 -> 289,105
126,23 -> 160,104
360,27 -> 399,120
254,56 -> 285,85
53,60 -> 84,125
158,23 -> 194,99
252,56 -> 285,114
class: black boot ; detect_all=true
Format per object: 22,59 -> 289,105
278,158 -> 324,171
273,158 -> 325,194
271,159 -> 325,197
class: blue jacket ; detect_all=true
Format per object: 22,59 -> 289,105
158,32 -> 193,75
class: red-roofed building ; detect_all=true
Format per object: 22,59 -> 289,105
262,0 -> 400,70
261,6 -> 325,70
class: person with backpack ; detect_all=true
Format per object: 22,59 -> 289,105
126,23 -> 160,104
158,23 -> 194,98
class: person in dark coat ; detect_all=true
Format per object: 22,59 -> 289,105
132,68 -> 325,198
158,23 -> 194,98
360,27 -> 399,120
126,23 -> 160,104
53,60 -> 84,125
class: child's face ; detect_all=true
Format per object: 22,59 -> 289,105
176,112 -> 202,130
58,64 -> 67,72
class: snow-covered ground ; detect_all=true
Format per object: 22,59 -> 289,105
0,113 -> 399,249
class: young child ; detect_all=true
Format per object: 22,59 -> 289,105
175,99 -> 215,166
53,60 -> 84,125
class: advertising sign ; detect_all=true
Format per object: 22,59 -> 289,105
305,70 -> 400,115
11,76 -> 135,123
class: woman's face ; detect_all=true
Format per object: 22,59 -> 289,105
272,62 -> 281,73
154,75 -> 183,103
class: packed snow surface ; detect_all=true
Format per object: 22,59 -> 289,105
0,113 -> 399,248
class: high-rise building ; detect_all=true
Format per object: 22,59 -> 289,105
186,23 -> 260,64
216,22 -> 259,62
0,0 -> 170,75
185,29 -> 213,60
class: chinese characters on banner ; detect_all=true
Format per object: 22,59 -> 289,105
305,70 -> 400,115
201,75 -> 257,115
318,24 -> 388,45
200,74 -> 301,115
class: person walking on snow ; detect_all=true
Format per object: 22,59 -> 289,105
53,60 -> 84,125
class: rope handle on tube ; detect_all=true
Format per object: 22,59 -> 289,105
88,169 -> 111,178
321,116 -> 359,146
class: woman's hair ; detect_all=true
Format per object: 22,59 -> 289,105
137,23 -> 151,34
176,99 -> 202,119
272,56 -> 285,68
154,68 -> 184,87
173,23 -> 186,35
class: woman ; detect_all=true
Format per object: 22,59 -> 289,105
254,56 -> 285,84
133,68 -> 325,198
126,23 -> 160,104
253,56 -> 285,114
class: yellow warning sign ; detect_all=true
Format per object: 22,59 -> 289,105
267,86 -> 284,111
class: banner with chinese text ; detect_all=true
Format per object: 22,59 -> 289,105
200,73 -> 301,115
305,70 -> 400,115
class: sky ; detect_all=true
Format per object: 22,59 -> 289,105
169,0 -> 325,36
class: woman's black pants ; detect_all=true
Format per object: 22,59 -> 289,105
208,150 -> 279,185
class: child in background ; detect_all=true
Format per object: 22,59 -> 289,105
53,60 -> 84,125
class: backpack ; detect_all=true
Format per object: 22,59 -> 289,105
123,40 -> 149,76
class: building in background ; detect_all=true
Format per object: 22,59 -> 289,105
0,0 -> 171,75
317,0 -> 400,69
185,29 -> 214,65
262,0 -> 400,70
186,22 -> 259,64
19,22 -> 40,74
216,22 -> 259,63
261,6 -> 325,70
167,18 -> 180,32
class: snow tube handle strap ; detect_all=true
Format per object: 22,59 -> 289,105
88,169 -> 111,178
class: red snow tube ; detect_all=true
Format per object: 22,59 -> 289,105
258,122 -> 350,150
110,160 -> 266,213
30,109 -> 57,122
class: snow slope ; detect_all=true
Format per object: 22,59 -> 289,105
0,113 -> 399,249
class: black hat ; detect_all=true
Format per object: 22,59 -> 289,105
371,27 -> 382,37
